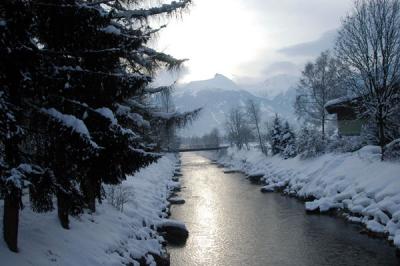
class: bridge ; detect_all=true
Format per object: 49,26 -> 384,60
177,145 -> 230,153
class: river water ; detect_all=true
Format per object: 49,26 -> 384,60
169,152 -> 400,266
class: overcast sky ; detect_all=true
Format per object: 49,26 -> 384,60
154,0 -> 354,84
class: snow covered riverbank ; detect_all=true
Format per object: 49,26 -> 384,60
218,147 -> 400,249
0,154 -> 181,266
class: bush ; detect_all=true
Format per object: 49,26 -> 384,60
296,127 -> 326,159
105,185 -> 134,212
384,139 -> 400,161
327,136 -> 366,153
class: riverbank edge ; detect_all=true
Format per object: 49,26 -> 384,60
215,148 -> 400,256
0,153 -> 188,266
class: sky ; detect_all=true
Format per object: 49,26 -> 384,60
154,0 -> 354,84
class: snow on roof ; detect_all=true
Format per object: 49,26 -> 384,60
324,95 -> 361,113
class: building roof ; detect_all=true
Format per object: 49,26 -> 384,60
324,95 -> 361,114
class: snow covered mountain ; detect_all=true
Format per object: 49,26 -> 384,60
174,74 -> 297,137
243,74 -> 299,99
175,73 -> 240,96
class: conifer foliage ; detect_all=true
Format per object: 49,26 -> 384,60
267,115 -> 297,158
268,115 -> 284,155
0,0 -> 192,252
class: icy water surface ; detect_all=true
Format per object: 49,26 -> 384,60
169,152 -> 400,266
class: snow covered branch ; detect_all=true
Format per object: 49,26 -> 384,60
112,0 -> 191,20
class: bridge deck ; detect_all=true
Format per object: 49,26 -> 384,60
177,146 -> 229,152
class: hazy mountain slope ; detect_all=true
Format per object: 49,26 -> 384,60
174,74 -> 297,137
243,74 -> 299,99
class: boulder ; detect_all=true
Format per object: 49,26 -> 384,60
223,169 -> 241,174
137,252 -> 170,266
260,185 -> 275,193
248,174 -> 264,184
173,172 -> 183,177
169,196 -> 185,205
150,252 -> 170,266
157,219 -> 189,246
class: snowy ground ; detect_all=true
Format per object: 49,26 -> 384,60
218,147 -> 400,249
0,153 -> 180,266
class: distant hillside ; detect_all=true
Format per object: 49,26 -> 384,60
243,74 -> 299,99
174,74 -> 297,137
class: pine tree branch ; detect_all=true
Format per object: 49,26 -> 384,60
112,0 -> 191,20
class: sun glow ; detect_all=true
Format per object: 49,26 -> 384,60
155,0 -> 268,82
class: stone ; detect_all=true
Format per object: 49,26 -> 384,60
248,174 -> 264,184
158,219 -> 189,246
169,196 -> 185,205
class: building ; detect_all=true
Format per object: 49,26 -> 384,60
325,96 -> 364,136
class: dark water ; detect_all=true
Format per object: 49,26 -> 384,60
169,152 -> 400,266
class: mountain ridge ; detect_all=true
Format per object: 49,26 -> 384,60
174,74 -> 298,137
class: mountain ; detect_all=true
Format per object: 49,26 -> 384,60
174,74 -> 297,137
243,74 -> 299,99
175,73 -> 240,97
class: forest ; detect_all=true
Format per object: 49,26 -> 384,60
223,0 -> 400,161
0,0 -> 198,254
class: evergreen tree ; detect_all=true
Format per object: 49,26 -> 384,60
0,0 -> 193,252
268,114 -> 284,155
0,0 -> 42,251
281,121 -> 297,159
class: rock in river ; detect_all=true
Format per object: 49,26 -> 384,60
157,219 -> 189,245
169,196 -> 185,205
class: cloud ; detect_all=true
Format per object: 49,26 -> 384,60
278,30 -> 338,58
262,61 -> 301,77
152,65 -> 190,86
156,0 -> 353,83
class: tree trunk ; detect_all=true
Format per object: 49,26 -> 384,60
3,139 -> 21,252
3,188 -> 20,252
85,177 -> 97,213
321,116 -> 325,140
255,122 -> 265,155
378,116 -> 386,161
57,192 -> 70,229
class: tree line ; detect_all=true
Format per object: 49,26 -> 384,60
295,0 -> 400,158
226,0 -> 400,160
0,0 -> 197,252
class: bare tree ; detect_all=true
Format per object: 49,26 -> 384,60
225,107 -> 252,149
295,51 -> 346,139
246,99 -> 266,154
336,0 -> 400,155
208,128 -> 221,147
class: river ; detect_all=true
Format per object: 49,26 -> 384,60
169,152 -> 400,266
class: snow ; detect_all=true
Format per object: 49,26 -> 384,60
0,154 -> 182,265
5,167 -> 25,189
101,25 -> 121,35
129,113 -> 150,128
157,219 -> 187,231
114,0 -> 191,20
95,107 -> 118,125
42,108 -> 98,148
324,95 -> 359,109
115,104 -> 131,115
219,146 -> 400,248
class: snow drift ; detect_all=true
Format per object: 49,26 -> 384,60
0,154 -> 179,266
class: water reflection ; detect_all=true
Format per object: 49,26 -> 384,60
169,152 -> 399,266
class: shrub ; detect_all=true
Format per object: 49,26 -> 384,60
296,126 -> 326,159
